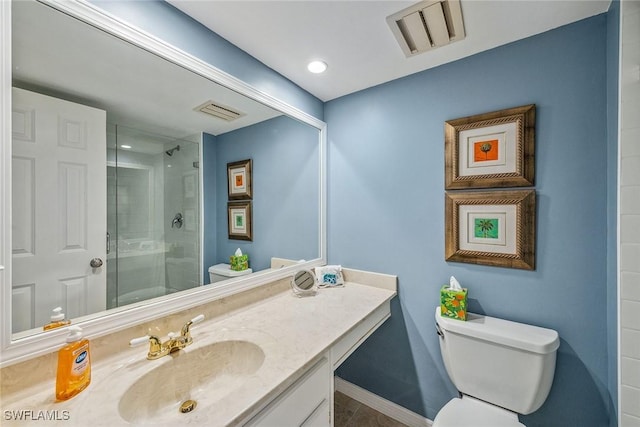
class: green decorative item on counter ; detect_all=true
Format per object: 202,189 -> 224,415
440,284 -> 468,321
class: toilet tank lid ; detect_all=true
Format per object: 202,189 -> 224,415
208,263 -> 253,277
435,307 -> 559,354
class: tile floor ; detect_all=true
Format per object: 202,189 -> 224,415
334,391 -> 409,427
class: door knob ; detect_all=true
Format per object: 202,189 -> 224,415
171,213 -> 184,229
90,258 -> 103,268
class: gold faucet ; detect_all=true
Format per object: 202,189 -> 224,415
130,314 -> 205,360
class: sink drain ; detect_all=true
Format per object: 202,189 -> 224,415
180,399 -> 197,414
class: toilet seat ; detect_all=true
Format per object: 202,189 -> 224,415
433,396 -> 525,427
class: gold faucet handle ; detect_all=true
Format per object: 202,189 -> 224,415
180,314 -> 205,341
130,335 -> 152,347
130,334 -> 164,358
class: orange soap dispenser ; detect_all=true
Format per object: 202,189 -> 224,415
56,326 -> 91,401
43,307 -> 71,331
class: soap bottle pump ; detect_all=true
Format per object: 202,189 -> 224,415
43,307 -> 71,331
56,326 -> 91,401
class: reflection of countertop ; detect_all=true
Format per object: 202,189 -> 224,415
0,269 -> 396,426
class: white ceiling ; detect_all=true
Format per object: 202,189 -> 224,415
167,0 -> 611,102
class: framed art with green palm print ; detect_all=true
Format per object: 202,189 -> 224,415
227,201 -> 252,241
445,190 -> 536,270
444,105 -> 535,190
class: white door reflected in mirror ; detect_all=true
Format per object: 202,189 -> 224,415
11,87 -> 107,334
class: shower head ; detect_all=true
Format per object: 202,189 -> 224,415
165,145 -> 180,156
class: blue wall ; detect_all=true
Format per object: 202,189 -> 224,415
327,15 -> 615,426
203,116 -> 319,274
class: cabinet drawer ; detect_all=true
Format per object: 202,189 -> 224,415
245,357 -> 330,426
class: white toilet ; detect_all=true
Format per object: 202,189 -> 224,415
434,307 -> 560,427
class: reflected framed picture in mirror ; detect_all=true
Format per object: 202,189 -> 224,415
228,201 -> 253,241
227,159 -> 252,200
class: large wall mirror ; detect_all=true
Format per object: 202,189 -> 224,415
0,0 -> 326,366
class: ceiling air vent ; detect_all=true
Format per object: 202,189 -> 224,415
194,100 -> 245,122
386,0 -> 465,57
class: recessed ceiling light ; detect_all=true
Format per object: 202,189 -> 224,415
120,144 -> 132,149
307,60 -> 327,74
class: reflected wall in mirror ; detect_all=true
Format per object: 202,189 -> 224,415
8,0 -> 321,340
207,116 -> 319,273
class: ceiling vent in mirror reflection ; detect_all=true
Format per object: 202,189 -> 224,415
194,100 -> 245,121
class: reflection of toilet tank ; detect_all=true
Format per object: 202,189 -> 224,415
435,307 -> 559,415
208,263 -> 253,284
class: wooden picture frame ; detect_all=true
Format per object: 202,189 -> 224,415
227,159 -> 252,200
227,201 -> 252,241
445,189 -> 536,270
445,104 -> 535,189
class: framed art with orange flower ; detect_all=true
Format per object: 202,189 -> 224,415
445,190 -> 536,270
227,159 -> 252,200
228,201 -> 252,241
445,104 -> 535,189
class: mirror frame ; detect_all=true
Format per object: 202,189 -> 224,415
0,0 -> 327,367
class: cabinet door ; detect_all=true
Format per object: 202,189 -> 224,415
245,357 -> 330,427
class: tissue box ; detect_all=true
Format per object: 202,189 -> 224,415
440,285 -> 468,321
230,254 -> 249,271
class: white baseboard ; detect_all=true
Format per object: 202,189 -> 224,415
334,377 -> 433,427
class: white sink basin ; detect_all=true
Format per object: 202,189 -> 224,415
117,340 -> 265,424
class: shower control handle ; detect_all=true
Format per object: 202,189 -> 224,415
171,213 -> 183,229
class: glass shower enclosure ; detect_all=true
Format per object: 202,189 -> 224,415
106,125 -> 201,309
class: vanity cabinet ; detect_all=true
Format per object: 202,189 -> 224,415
245,357 -> 331,427
243,298 -> 392,427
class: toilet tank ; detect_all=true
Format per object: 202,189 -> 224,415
208,263 -> 253,283
435,307 -> 559,415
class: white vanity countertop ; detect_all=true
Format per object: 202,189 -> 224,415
1,277 -> 396,426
